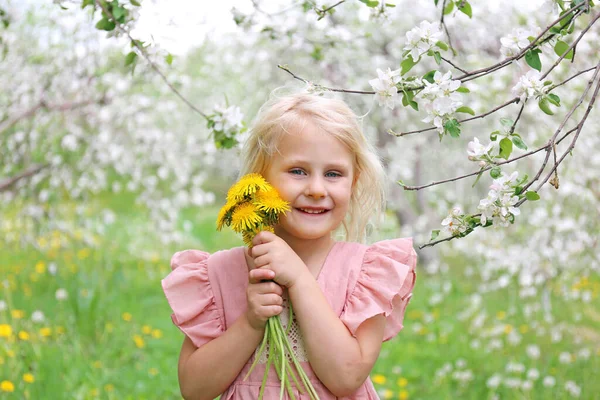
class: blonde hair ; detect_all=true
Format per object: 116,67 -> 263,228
239,92 -> 386,243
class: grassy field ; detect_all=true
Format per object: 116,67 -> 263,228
1,204 -> 599,399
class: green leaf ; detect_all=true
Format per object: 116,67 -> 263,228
422,70 -> 436,83
409,100 -> 419,111
525,49 -> 542,71
436,41 -> 449,51
490,166 -> 502,179
457,1 -> 473,18
125,51 -> 137,67
443,1 -> 454,14
430,230 -> 440,241
499,137 -> 513,160
472,170 -> 484,187
444,119 -> 461,138
130,0 -> 141,5
500,117 -> 514,129
95,17 -> 116,31
111,4 -> 127,22
554,40 -> 574,60
165,53 -> 173,65
433,51 -> 442,65
456,86 -> 470,93
401,57 -> 416,75
511,135 -> 528,150
359,0 -> 380,7
538,98 -> 554,115
456,106 -> 475,116
385,3 -> 396,7
82,0 -> 95,8
525,191 -> 540,201
490,130 -> 500,141
547,93 -> 561,106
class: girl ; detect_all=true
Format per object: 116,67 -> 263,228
162,92 -> 417,400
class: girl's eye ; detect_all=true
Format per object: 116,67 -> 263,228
325,171 -> 341,178
289,169 -> 306,175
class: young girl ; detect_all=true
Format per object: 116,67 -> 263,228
162,92 -> 417,400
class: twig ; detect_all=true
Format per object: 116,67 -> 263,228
549,66 -> 596,90
401,127 -> 579,191
0,164 -> 50,193
391,97 -> 519,137
509,102 -> 526,134
0,98 -> 103,134
441,56 -> 468,74
440,0 -> 455,52
277,65 -> 375,94
315,0 -> 346,20
540,12 -> 600,81
94,0 -> 208,119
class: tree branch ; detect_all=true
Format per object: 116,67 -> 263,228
277,64 -> 375,94
440,0 -> 455,52
0,163 -> 50,193
315,0 -> 346,20
94,0 -> 208,119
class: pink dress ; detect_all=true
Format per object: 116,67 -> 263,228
162,238 -> 417,400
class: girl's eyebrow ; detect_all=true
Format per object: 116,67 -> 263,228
284,158 -> 351,170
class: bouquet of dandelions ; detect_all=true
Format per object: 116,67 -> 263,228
217,173 -> 320,400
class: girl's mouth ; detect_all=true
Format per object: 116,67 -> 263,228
296,207 -> 329,214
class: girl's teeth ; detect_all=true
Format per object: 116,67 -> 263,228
300,208 -> 325,214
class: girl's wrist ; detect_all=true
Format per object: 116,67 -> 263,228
242,311 -> 267,334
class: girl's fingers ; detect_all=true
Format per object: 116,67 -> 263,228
259,293 -> 283,307
253,254 -> 270,269
248,268 -> 274,284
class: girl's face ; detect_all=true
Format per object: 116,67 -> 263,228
264,121 -> 355,245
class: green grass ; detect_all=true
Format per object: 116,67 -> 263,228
1,202 -> 599,399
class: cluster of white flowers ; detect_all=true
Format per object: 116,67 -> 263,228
417,71 -> 463,134
211,104 -> 244,138
368,68 -> 401,109
404,20 -> 444,62
512,70 -> 550,102
565,380 -> 582,398
499,27 -> 539,58
477,171 -> 521,227
441,206 -> 469,236
467,137 -> 497,167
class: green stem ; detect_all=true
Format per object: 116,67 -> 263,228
244,325 -> 269,380
258,339 -> 274,400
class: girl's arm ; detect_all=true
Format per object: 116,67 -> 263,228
177,268 -> 283,400
288,274 -> 386,397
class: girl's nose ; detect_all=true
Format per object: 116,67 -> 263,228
305,176 -> 326,198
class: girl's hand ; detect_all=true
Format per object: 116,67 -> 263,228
245,266 -> 284,331
250,231 -> 310,288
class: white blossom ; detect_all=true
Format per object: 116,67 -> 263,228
565,380 -> 581,398
212,105 -> 244,138
55,288 -> 68,301
404,20 -> 444,62
526,344 -> 541,359
369,68 -> 401,109
559,351 -> 573,364
31,310 -> 45,323
500,27 -> 539,58
543,376 -> 556,387
0,300 -> 6,312
441,206 -> 468,235
417,71 -> 463,134
512,70 -> 549,102
486,374 -> 502,389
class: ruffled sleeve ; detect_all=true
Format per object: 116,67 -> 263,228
340,238 -> 417,342
161,250 -> 225,348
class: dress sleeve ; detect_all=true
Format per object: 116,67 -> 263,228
161,250 -> 225,348
340,238 -> 417,342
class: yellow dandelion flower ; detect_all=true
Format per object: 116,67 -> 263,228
382,389 -> 393,399
35,261 -> 46,274
399,390 -> 409,400
397,377 -> 408,387
519,325 -> 529,334
18,331 -> 30,341
151,329 -> 163,339
78,248 -> 91,260
142,325 -> 152,335
0,324 -> 12,337
23,373 -> 35,383
39,327 -> 52,337
253,189 -> 290,214
216,199 -> 237,231
56,326 -> 65,335
105,322 -> 114,333
93,361 -> 103,369
226,173 -> 272,202
89,388 -> 99,397
496,311 -> 506,320
122,312 -> 132,322
133,334 -> 145,349
149,368 -> 159,376
6,350 -> 15,358
11,309 -> 25,319
372,374 -> 387,385
0,356 -> 4,365
504,324 -> 513,334
1,380 -> 14,392
104,383 -> 114,392
230,202 -> 262,233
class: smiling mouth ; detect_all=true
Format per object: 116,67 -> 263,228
297,208 -> 329,214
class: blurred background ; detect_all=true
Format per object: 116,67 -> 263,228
1,0 -> 599,398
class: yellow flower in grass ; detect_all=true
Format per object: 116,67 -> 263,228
253,189 -> 290,214
0,324 -> 12,337
18,330 -> 30,341
133,334 -> 145,348
11,310 -> 25,319
399,390 -> 409,400
23,373 -> 35,383
372,374 -> 387,384
1,380 -> 14,392
230,202 -> 262,233
226,173 -> 272,202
